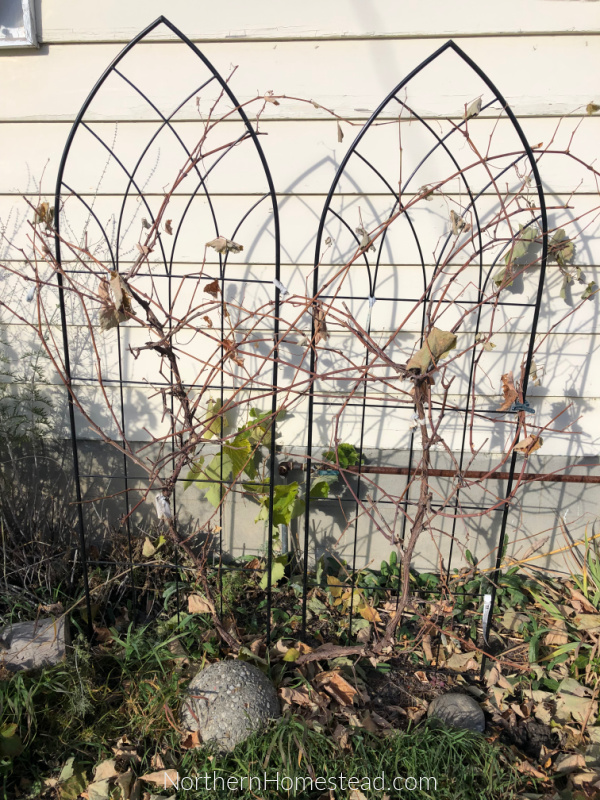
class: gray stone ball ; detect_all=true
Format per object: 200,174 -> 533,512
180,660 -> 280,752
427,692 -> 486,733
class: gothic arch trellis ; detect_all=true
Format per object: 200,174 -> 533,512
54,16 -> 282,637
54,24 -> 552,665
300,39 -> 549,668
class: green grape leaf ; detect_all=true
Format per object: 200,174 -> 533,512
259,554 -> 288,589
183,456 -> 205,490
203,398 -> 227,440
309,478 -> 331,500
582,281 -> 597,300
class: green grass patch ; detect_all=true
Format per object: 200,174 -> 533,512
180,715 -> 523,799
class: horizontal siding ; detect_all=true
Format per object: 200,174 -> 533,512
1,37 -> 599,122
35,1 -> 600,42
1,118 -> 600,196
0,7 -> 599,462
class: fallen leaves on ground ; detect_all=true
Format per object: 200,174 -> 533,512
313,671 -> 357,706
140,769 -> 179,786
188,593 -> 214,614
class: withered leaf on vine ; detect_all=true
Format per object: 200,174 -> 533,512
356,226 -> 376,252
406,328 -> 457,374
98,271 -> 132,332
313,304 -> 329,345
587,102 -> 600,115
33,202 -> 54,228
203,280 -> 220,298
513,435 -> 543,455
465,97 -> 482,119
582,281 -> 597,300
224,337 -> 245,367
165,219 -> 173,235
498,371 -> 518,412
206,237 -> 244,254
450,210 -> 471,236
530,360 -> 542,387
110,271 -> 132,314
548,228 -> 575,268
475,333 -> 496,351
337,121 -> 344,143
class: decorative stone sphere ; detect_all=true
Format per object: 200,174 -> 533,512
180,660 -> 280,752
427,692 -> 486,733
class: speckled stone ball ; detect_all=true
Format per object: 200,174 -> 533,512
180,660 -> 280,752
427,692 -> 486,733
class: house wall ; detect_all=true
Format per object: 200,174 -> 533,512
1,1 -> 600,575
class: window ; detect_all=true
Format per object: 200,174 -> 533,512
0,0 -> 37,48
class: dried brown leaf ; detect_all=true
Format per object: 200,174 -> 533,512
587,102 -> 600,115
279,686 -> 318,708
358,604 -> 381,623
188,593 -> 214,614
180,730 -> 202,750
498,371 -> 518,412
206,236 -> 244,254
450,209 -> 471,236
313,304 -> 328,345
554,753 -> 586,774
203,280 -> 220,298
313,671 -> 357,706
486,665 -> 501,688
93,759 -> 119,782
34,202 -> 53,226
513,435 -> 543,455
333,723 -> 350,749
140,769 -> 178,786
406,328 -> 457,374
337,121 -> 344,142
517,760 -> 547,780
165,219 -> 173,235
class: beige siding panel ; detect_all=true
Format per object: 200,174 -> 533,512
1,38 -> 599,122
3,317 -> 599,456
2,195 -> 598,285
2,118 -> 599,197
61,385 -> 600,456
36,1 -> 600,42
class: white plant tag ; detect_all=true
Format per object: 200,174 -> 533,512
155,494 -> 172,521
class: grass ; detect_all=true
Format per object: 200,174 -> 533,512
179,715 -> 523,800
1,625 -> 190,797
0,616 -> 529,800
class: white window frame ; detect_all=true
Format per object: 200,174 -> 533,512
0,0 -> 38,49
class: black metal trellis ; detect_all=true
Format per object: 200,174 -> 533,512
54,16 -> 281,641
51,25 -> 567,669
301,40 -> 549,669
